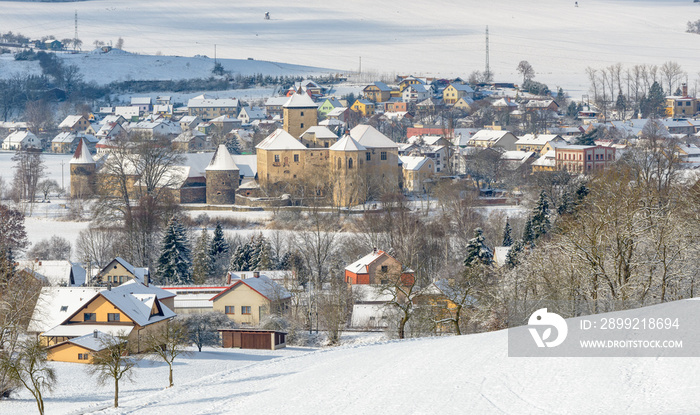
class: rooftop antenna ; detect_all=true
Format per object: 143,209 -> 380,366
485,26 -> 491,82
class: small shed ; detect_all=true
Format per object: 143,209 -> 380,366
218,329 -> 287,350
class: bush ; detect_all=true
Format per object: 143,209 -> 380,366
687,19 -> 700,34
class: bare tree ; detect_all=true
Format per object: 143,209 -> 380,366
76,227 -> 118,271
87,333 -> 138,408
0,339 -> 55,414
26,235 -> 71,261
12,149 -> 45,215
516,60 -> 535,85
143,321 -> 189,388
36,179 -> 59,201
180,312 -> 235,352
660,61 -> 685,95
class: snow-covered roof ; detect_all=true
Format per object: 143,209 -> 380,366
351,285 -> 395,303
500,150 -> 535,162
188,95 -> 239,108
301,125 -> 338,140
70,138 -> 95,164
256,129 -> 307,151
43,324 -> 134,339
240,107 -> 267,120
327,107 -> 348,117
53,330 -> 122,352
283,93 -> 317,108
52,131 -> 77,144
265,96 -> 290,106
367,81 -> 392,92
58,115 -> 85,129
516,134 -> 562,146
211,275 -> 291,302
350,304 -> 391,328
531,150 -> 556,168
400,155 -> 432,171
28,287 -> 102,333
449,83 -> 475,93
470,130 -> 514,142
206,144 -> 239,171
329,134 -> 366,151
16,260 -> 86,286
131,97 -> 152,105
491,98 -> 518,107
4,130 -> 39,145
345,250 -> 386,274
101,284 -> 176,327
350,125 -> 397,149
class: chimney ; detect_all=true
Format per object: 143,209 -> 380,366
373,247 -> 377,254
226,272 -> 231,285
107,284 -> 111,291
93,330 -> 98,338
253,271 -> 260,278
144,274 -> 149,286
683,83 -> 688,97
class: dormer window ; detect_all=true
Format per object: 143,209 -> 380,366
60,306 -> 68,312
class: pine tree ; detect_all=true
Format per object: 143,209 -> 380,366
228,243 -> 252,272
156,216 -> 192,285
502,220 -> 513,247
464,228 -> 493,267
530,190 -> 551,240
522,217 -> 534,245
191,227 -> 211,285
209,222 -> 230,279
250,234 -> 271,270
505,239 -> 523,269
226,136 -> 241,155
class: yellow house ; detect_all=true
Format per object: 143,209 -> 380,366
414,280 -> 462,334
453,97 -> 473,112
399,155 -> 435,194
283,92 -> 318,138
47,331 -> 122,364
363,82 -> 392,103
30,281 -> 176,360
351,99 -> 376,117
443,83 -> 475,105
210,275 -> 291,326
95,257 -> 150,286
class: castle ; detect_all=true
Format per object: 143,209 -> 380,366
70,91 -> 402,207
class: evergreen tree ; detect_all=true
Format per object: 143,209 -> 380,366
530,190 -> 551,240
250,234 -> 272,270
156,216 -> 192,285
228,243 -> 252,272
464,228 -> 493,267
209,222 -> 230,279
615,90 -> 626,115
522,217 -> 534,245
566,101 -> 578,118
191,228 -> 211,285
505,240 -> 523,269
502,220 -> 513,247
642,81 -> 665,118
226,136 -> 241,155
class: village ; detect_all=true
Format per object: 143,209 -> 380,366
2,46 -> 700,413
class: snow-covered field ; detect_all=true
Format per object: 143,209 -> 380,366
2,0 -> 700,94
4,301 -> 700,415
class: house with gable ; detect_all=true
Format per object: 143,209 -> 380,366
187,94 -> 240,121
443,83 -> 475,104
317,97 -> 344,117
363,81 -> 393,103
94,257 -> 150,286
58,115 -> 90,132
400,155 -> 435,193
345,248 -> 414,285
469,130 -> 518,151
16,259 -> 86,286
238,106 -> 267,124
29,280 -> 176,359
2,130 -> 41,150
351,99 -> 376,117
402,84 -> 430,102
210,273 -> 291,326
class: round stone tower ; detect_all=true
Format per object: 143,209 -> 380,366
69,138 -> 96,199
206,144 -> 240,205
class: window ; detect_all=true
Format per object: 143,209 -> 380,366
294,154 -> 299,162
381,151 -> 387,161
366,152 -> 371,161
348,158 -> 353,169
381,265 -> 388,272
587,154 -> 591,161
225,306 -> 235,314
241,306 -> 251,315
108,313 -> 120,322
60,306 -> 68,312
84,313 -> 96,322
274,155 -> 280,163
300,111 -> 304,116
300,123 -> 304,129
78,353 -> 89,360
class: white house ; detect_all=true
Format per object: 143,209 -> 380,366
2,130 -> 41,150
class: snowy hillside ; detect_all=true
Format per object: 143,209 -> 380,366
2,0 -> 700,94
4,300 -> 700,414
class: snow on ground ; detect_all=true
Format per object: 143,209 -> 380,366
4,301 -> 700,414
2,0 -> 700,95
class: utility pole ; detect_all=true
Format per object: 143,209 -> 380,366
359,56 -> 362,75
74,10 -> 78,50
214,44 -> 217,65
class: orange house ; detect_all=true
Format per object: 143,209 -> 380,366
345,248 -> 414,285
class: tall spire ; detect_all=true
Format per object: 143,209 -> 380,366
70,138 -> 95,164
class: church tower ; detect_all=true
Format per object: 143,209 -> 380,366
206,144 -> 239,205
283,91 -> 318,138
69,138 -> 96,198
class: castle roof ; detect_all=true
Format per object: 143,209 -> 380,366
206,144 -> 239,171
69,138 -> 95,165
256,129 -> 307,151
283,93 -> 317,109
350,125 -> 398,149
329,134 -> 366,151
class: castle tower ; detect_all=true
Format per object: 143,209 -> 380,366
283,91 -> 318,138
329,134 -> 367,207
69,138 -> 96,198
206,144 -> 239,205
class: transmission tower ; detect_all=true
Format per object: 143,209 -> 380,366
485,26 -> 491,82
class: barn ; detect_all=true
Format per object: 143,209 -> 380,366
218,329 -> 287,350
